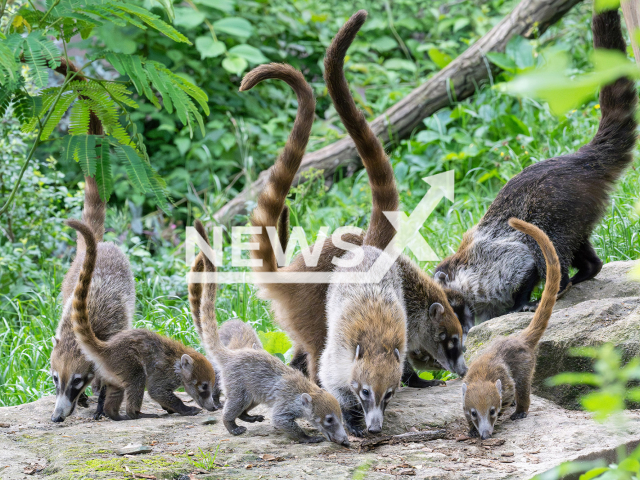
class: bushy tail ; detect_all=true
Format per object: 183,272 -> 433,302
589,9 -> 637,177
277,204 -> 290,253
68,220 -> 107,356
324,10 -> 398,250
246,64 -> 315,273
188,250 -> 205,339
194,220 -> 224,356
509,219 -> 561,349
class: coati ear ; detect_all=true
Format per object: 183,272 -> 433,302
301,393 -> 312,407
461,383 -> 467,400
181,354 -> 194,375
355,344 -> 362,360
87,373 -> 94,381
434,271 -> 449,284
495,379 -> 502,396
429,302 -> 444,319
52,336 -> 58,347
252,343 -> 258,350
393,348 -> 401,362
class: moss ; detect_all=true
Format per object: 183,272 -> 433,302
68,454 -> 188,476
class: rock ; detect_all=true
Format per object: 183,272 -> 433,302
465,260 -> 640,409
0,386 -> 639,479
117,443 -> 153,455
201,416 -> 217,425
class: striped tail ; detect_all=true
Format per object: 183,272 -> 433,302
509,219 -> 561,349
324,10 -> 399,250
245,64 -> 315,273
188,250 -> 205,340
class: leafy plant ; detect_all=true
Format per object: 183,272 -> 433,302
188,445 -> 225,471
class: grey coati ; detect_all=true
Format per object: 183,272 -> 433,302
435,7 -> 637,322
249,11 -> 467,391
319,246 -> 407,436
462,218 -> 561,439
50,176 -> 134,422
69,220 -> 217,420
193,221 -> 349,445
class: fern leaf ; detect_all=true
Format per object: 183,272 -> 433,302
73,134 -> 97,177
117,144 -> 150,191
121,55 -> 158,107
22,33 -> 61,88
39,91 -> 78,140
161,68 -> 209,115
0,78 -> 23,118
82,91 -> 132,146
101,82 -> 138,108
143,61 -> 173,113
95,139 -> 113,202
68,98 -> 91,135
0,41 -> 18,84
60,135 -> 77,163
108,2 -> 190,44
83,5 -> 128,27
14,90 -> 46,128
144,161 -> 171,211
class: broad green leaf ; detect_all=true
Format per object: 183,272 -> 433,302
579,467 -> 610,480
371,35 -> 397,53
195,36 -> 226,59
193,0 -> 235,13
213,17 -> 253,40
428,48 -> 452,69
257,331 -> 292,356
173,8 -> 205,29
506,36 -> 534,70
580,390 -> 625,420
594,0 -> 620,12
222,55 -> 248,75
383,58 -> 416,73
453,18 -> 470,32
418,371 -> 434,380
228,44 -> 268,64
618,458 -> 640,473
486,52 -> 517,73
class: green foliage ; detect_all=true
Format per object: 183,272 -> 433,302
188,445 -> 225,471
257,331 -> 292,361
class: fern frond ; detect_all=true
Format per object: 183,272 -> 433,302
143,61 -> 172,113
82,91 -> 132,145
0,78 -> 23,118
160,67 -> 209,115
83,5 -> 128,27
22,33 -> 61,88
119,55 -> 158,107
39,91 -> 78,140
0,42 -> 19,85
14,90 -> 45,128
68,98 -> 91,135
73,134 -> 97,176
144,161 -> 171,211
116,144 -> 150,191
95,139 -> 113,202
101,82 -> 138,108
107,2 -> 190,44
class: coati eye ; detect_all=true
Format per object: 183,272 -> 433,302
200,383 -> 209,392
490,407 -> 496,416
470,410 -> 477,418
439,333 -> 447,341
52,374 -> 58,384
385,391 -> 393,400
72,377 -> 83,387
361,389 -> 370,397
326,416 -> 333,424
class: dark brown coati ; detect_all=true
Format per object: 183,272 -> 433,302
70,220 -> 217,420
436,8 -> 637,322
462,218 -> 561,439
50,177 -> 134,422
249,12 -> 467,390
193,221 -> 349,445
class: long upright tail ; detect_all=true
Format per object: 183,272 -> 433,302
509,219 -> 561,349
324,10 -> 398,250
188,251 -> 205,339
68,219 -> 108,356
588,9 -> 637,178
194,220 -> 224,356
246,64 -> 315,273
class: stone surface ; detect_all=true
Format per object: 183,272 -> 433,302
465,260 -> 640,410
1,383 -> 639,479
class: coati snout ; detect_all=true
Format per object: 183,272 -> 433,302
429,302 -> 467,376
176,353 -> 218,412
303,392 -> 350,446
50,340 -> 95,422
462,380 -> 502,440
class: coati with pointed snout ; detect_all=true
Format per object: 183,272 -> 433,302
249,10 -> 467,391
462,218 -> 561,440
193,221 -> 349,445
435,7 -> 637,323
50,174 -> 134,423
69,220 -> 217,420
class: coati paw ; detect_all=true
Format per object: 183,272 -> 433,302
300,436 -> 325,444
468,428 -> 479,438
231,426 -> 247,436
345,424 -> 367,437
407,378 -> 446,388
180,407 -> 202,416
521,302 -> 539,313
162,406 -> 177,415
247,415 -> 265,423
78,393 -> 89,408
93,411 -> 104,421
510,411 -> 527,420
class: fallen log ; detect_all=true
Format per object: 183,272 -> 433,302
213,0 -> 582,224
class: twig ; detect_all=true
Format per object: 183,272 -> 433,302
357,429 -> 447,452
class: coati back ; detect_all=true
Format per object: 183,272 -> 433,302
435,7 -> 637,322
70,220 -> 217,420
319,246 -> 407,436
462,218 -> 561,439
50,177 -> 134,422
193,221 -> 349,445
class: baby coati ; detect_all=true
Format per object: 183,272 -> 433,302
436,8 -> 637,322
51,176 -> 134,422
249,10 -> 466,389
69,220 -> 217,420
193,221 -> 349,446
462,218 -> 561,440
319,246 -> 407,436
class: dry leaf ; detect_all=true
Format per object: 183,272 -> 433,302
260,454 -> 276,461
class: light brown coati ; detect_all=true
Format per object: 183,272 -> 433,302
50,175 -> 134,422
193,221 -> 349,445
248,12 -> 467,391
462,218 -> 561,440
69,220 -> 217,420
435,8 -> 637,323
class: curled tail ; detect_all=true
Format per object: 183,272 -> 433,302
245,64 -> 315,273
509,219 -> 561,349
589,9 -> 637,177
324,10 -> 398,250
68,219 -> 107,356
194,220 -> 224,357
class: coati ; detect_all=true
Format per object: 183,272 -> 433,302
249,10 -> 466,389
193,221 -> 349,445
50,175 -> 134,422
462,218 -> 561,440
319,246 -> 407,436
69,220 -> 217,420
435,8 -> 637,322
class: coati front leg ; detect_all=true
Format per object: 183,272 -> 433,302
510,380 -> 531,421
124,379 -> 158,420
147,379 -> 200,417
402,360 -> 445,388
570,241 -> 602,287
93,385 -> 107,420
77,391 -> 90,408
272,407 -> 323,444
103,386 -> 125,421
342,404 -> 366,437
508,268 -> 540,314
222,390 -> 252,435
239,410 -> 265,423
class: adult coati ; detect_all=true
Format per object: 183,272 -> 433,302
70,220 -> 217,420
249,11 -> 466,390
193,221 -> 349,445
462,218 -> 561,439
435,8 -> 637,322
50,176 -> 134,422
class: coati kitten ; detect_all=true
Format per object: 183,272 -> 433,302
69,220 -> 217,420
319,246 -> 407,436
462,218 -> 561,439
193,221 -> 349,445
436,8 -> 637,322
249,11 -> 466,388
50,176 -> 134,422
